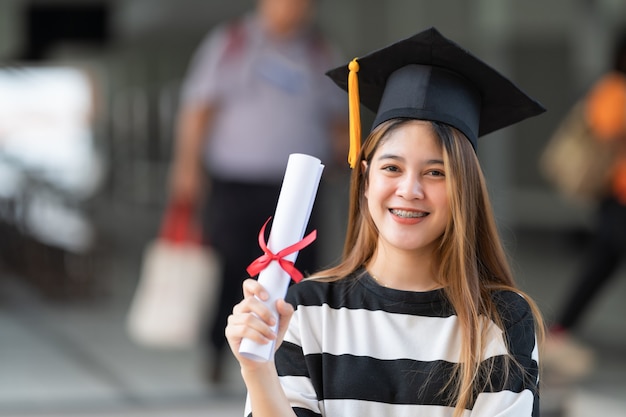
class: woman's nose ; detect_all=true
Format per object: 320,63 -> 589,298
397,174 -> 424,199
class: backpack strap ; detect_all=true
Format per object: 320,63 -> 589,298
218,19 -> 332,69
220,19 -> 247,64
308,28 -> 333,66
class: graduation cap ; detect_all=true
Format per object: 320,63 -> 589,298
326,27 -> 546,168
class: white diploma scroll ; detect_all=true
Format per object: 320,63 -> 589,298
238,153 -> 324,362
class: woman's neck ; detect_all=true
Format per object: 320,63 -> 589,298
366,245 -> 442,291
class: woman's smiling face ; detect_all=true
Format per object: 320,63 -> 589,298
364,120 -> 450,257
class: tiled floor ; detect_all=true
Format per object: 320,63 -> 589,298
0,201 -> 625,417
0,255 -> 246,417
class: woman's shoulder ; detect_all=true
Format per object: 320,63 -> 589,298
284,272 -> 363,307
490,290 -> 539,357
490,289 -> 534,328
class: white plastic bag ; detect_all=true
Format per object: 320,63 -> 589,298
126,201 -> 220,349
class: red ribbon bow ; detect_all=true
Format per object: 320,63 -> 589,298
246,217 -> 317,283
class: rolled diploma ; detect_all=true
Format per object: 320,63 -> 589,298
238,153 -> 324,362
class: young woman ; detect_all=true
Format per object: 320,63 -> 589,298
226,27 -> 546,417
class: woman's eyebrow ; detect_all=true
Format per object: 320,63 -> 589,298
376,154 -> 444,165
375,153 -> 403,161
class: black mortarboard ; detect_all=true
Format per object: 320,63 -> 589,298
326,27 -> 546,168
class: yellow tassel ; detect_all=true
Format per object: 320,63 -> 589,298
348,58 -> 361,169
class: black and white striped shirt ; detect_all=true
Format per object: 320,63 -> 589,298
245,270 -> 539,417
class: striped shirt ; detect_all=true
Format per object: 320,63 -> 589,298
245,270 -> 539,417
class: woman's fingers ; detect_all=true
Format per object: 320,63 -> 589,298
228,301 -> 277,344
276,298 -> 294,324
227,280 -> 277,348
227,279 -> 296,362
274,298 -> 294,342
242,278 -> 269,300
236,281 -> 276,326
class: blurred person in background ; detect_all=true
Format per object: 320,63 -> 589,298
168,0 -> 348,384
544,28 -> 626,380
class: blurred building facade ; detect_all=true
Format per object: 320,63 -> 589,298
1,0 -> 625,230
1,0 -> 625,225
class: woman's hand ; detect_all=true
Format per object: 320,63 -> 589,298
225,278 -> 294,369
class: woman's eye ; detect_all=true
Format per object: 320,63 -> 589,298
427,169 -> 445,177
382,165 -> 399,172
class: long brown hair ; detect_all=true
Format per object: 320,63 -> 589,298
311,118 -> 544,416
